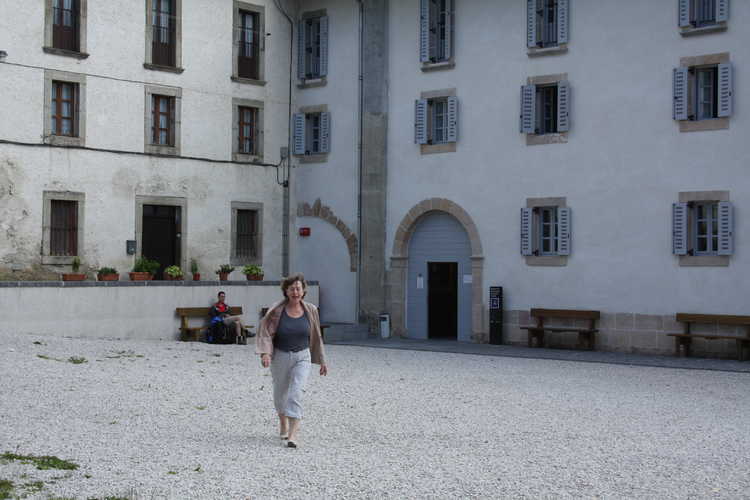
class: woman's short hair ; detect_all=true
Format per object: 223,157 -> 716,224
281,273 -> 307,299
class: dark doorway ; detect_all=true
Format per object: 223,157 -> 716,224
142,204 -> 181,279
428,262 -> 458,339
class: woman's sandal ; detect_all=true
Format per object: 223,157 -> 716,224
286,439 -> 298,448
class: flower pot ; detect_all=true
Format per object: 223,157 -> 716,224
165,275 -> 183,281
129,272 -> 153,281
61,273 -> 86,282
218,272 -> 229,281
245,274 -> 264,281
192,273 -> 201,281
97,273 -> 119,282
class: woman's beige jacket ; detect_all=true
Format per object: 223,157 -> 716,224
255,299 -> 326,366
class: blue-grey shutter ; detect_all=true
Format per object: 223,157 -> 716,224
443,0 -> 453,60
526,0 -> 537,48
557,81 -> 570,132
717,63 -> 733,118
557,0 -> 569,44
672,202 -> 688,255
557,207 -> 571,256
716,0 -> 729,22
293,113 -> 305,154
319,16 -> 329,77
419,0 -> 430,62
673,67 -> 688,121
520,85 -> 536,134
520,208 -> 532,256
717,201 -> 734,255
447,96 -> 458,143
678,0 -> 691,27
415,99 -> 428,144
319,112 -> 331,153
297,21 -> 306,80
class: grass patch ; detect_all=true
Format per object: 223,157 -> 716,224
0,479 -> 14,500
104,350 -> 144,359
21,480 -> 44,493
1,452 -> 78,471
36,354 -> 63,362
167,471 -> 177,475
195,406 -> 206,411
68,356 -> 87,364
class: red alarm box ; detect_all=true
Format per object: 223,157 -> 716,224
299,227 -> 311,237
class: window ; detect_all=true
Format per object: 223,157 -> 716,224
42,191 -> 85,264
51,81 -> 78,137
419,0 -> 454,67
292,108 -> 330,159
231,202 -> 263,266
520,78 -> 570,139
44,70 -> 86,146
414,92 -> 458,153
527,0 -> 568,53
521,199 -> 571,264
673,192 -> 733,264
679,0 -> 729,33
233,98 -> 264,161
233,3 -> 265,84
145,0 -> 182,72
239,107 -> 257,154
144,85 -> 181,155
673,54 -> 732,131
44,0 -> 87,57
297,12 -> 328,82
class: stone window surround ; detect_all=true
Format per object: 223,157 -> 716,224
230,201 -> 263,267
525,73 -> 569,146
678,190 -> 730,267
678,52 -> 730,133
42,190 -> 85,265
527,44 -> 568,58
144,84 -> 182,156
525,197 -> 568,266
295,104 -> 328,163
232,1 -> 266,86
297,9 -> 328,88
144,0 -> 184,73
420,1 -> 455,73
43,69 -> 86,147
134,195 -> 187,270
43,0 -> 89,58
232,98 -> 264,162
680,22 -> 727,36
419,88 -> 457,155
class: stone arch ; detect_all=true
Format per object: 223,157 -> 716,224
297,198 -> 357,272
388,198 -> 485,341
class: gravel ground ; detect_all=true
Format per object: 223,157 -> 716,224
1,332 -> 749,499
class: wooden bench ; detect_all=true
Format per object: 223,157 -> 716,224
520,309 -> 600,350
667,313 -> 750,361
176,306 -> 253,343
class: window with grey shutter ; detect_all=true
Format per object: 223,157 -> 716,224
420,0 -> 453,64
446,96 -> 458,143
557,81 -> 570,132
557,0 -> 569,45
292,113 -> 305,154
673,67 -> 688,121
717,63 -> 733,118
526,0 -> 537,48
419,0 -> 430,62
557,207 -> 571,256
519,85 -> 536,133
717,201 -> 734,255
520,208 -> 532,256
297,20 -> 306,80
319,111 -> 331,153
672,202 -> 688,255
415,99 -> 428,144
319,16 -> 329,77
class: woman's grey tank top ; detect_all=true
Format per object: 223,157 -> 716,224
274,308 -> 311,352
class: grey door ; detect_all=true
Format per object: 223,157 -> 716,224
407,213 -> 472,341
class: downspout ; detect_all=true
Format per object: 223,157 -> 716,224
356,0 -> 364,322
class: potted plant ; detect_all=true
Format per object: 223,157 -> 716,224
190,258 -> 200,281
164,265 -> 184,281
62,256 -> 86,281
242,264 -> 264,281
96,266 -> 119,281
129,257 -> 159,281
215,264 -> 234,281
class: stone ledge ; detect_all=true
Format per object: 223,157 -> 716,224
0,280 -> 314,288
143,63 -> 185,74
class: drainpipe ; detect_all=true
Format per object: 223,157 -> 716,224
356,0 -> 364,322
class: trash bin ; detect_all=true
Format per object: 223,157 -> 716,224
379,313 -> 390,339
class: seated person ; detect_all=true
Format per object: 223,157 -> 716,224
209,291 -> 245,343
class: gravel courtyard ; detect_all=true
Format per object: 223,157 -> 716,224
1,332 -> 748,499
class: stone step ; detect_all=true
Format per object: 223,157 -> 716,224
322,323 -> 371,342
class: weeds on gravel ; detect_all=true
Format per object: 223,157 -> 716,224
1,452 -> 78,470
68,356 -> 87,364
195,406 -> 206,410
21,480 -> 44,493
0,479 -> 14,500
104,350 -> 143,359
36,354 -> 63,362
32,341 -> 46,345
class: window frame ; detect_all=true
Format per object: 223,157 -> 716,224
43,70 -> 86,147
232,98 -> 264,162
294,104 -> 330,163
42,191 -> 85,265
676,191 -> 731,267
144,85 -> 181,155
232,2 -> 266,85
144,0 -> 183,73
43,0 -> 88,58
675,53 -> 731,132
523,197 -> 569,266
522,73 -> 569,146
297,9 -> 328,87
230,201 -> 264,267
692,201 -> 719,255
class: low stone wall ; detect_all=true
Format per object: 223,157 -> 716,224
498,310 -> 743,359
0,281 -> 319,341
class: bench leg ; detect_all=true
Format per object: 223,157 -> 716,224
577,332 -> 594,351
527,331 -> 533,348
737,340 -> 748,362
675,337 -> 691,357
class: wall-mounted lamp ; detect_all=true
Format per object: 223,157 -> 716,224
0,51 -> 8,59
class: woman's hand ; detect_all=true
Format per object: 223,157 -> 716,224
260,354 -> 270,368
319,364 -> 328,376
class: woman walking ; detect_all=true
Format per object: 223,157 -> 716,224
256,273 -> 327,448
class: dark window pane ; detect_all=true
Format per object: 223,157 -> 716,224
236,210 -> 257,259
50,200 -> 78,256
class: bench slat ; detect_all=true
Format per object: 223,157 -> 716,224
667,333 -> 750,341
531,308 -> 600,320
676,313 -> 750,326
176,306 -> 243,317
521,326 -> 598,333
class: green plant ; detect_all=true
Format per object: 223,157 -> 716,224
68,356 -> 87,364
190,258 -> 199,274
164,265 -> 183,278
132,257 -> 160,275
242,264 -> 263,276
97,267 -> 118,275
71,257 -> 81,272
0,452 -> 78,471
215,264 -> 234,274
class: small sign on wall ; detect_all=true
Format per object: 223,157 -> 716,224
417,274 -> 424,289
463,274 -> 472,284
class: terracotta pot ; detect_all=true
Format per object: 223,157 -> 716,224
165,275 -> 183,281
97,273 -> 119,282
192,273 -> 201,281
246,274 -> 264,281
61,273 -> 86,282
129,272 -> 153,281
218,272 -> 229,281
